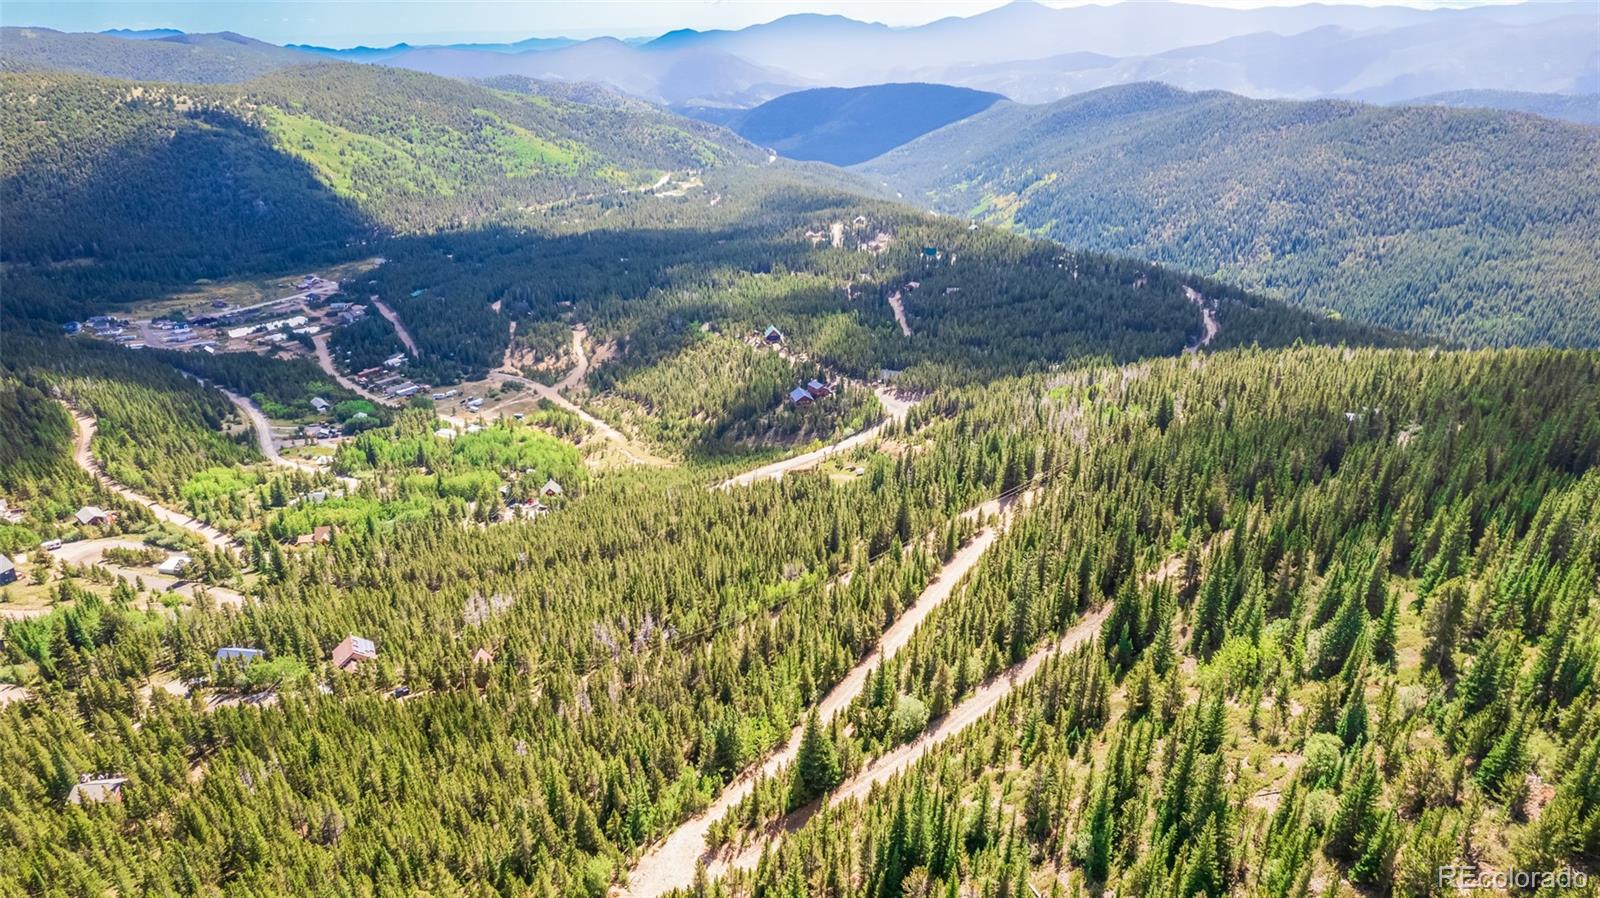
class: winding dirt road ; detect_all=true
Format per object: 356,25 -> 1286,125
719,387 -> 915,489
617,492 -> 1027,897
218,389 -> 359,490
1184,286 -> 1219,352
69,410 -> 235,549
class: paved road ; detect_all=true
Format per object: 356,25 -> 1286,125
69,410 -> 236,549
617,493 -> 1026,898
719,387 -> 915,489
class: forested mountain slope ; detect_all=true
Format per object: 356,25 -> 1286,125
689,83 -> 1006,166
858,83 -> 1600,348
0,27 -> 309,83
0,63 -> 758,321
4,346 -> 1596,895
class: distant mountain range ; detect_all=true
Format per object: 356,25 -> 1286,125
5,0 -> 1583,119
857,82 -> 1600,348
2,27 -> 307,83
683,83 -> 1005,166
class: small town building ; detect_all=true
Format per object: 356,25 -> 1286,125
0,555 -> 16,586
74,506 -> 114,526
807,379 -> 832,398
541,478 -> 563,497
310,397 -> 331,413
789,387 -> 815,406
157,554 -> 191,576
215,647 -> 265,665
763,325 -> 784,344
472,648 -> 495,665
67,774 -> 127,805
332,635 -> 377,671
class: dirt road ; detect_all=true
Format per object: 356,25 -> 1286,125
69,411 -> 236,549
712,603 -> 1111,880
312,334 -> 396,407
617,493 -> 1025,897
556,325 -> 591,392
1184,286 -> 1219,352
218,389 -> 359,490
887,292 -> 912,337
719,387 -> 914,489
491,370 -> 669,466
371,299 -> 420,357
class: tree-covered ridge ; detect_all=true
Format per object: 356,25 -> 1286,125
686,346 -> 1600,896
859,82 -> 1600,349
2,336 -> 259,504
356,169 -> 1402,386
0,63 -> 759,326
0,27 -> 311,84
2,346 -> 1595,896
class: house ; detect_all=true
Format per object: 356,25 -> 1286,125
541,478 -> 563,497
0,555 -> 15,586
67,774 -> 127,805
763,325 -> 784,345
74,506 -> 114,527
63,321 -> 82,334
789,387 -> 815,406
472,647 -> 495,665
312,525 -> 332,544
806,379 -> 832,398
310,396 -> 331,413
157,554 -> 191,576
392,384 -> 420,398
331,635 -> 377,671
215,647 -> 264,665
383,354 -> 407,369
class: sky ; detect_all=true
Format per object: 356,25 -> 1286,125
0,0 -> 1541,45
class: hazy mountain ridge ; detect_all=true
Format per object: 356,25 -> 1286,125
0,26 -> 309,82
687,83 -> 1005,165
858,82 -> 1600,348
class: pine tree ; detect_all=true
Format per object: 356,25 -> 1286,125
791,710 -> 842,807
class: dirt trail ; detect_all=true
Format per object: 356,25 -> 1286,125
887,292 -> 913,337
68,410 -> 235,549
1184,286 -> 1219,352
617,492 -> 1028,897
312,334 -> 396,407
719,387 -> 915,489
371,299 -> 420,357
712,603 -> 1111,880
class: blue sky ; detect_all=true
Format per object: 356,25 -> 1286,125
0,0 -> 1531,46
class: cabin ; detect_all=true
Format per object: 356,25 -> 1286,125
157,554 -> 191,577
0,555 -> 16,586
763,325 -> 784,345
789,387 -> 815,407
472,648 -> 495,665
331,635 -> 377,671
807,379 -> 832,398
310,397 -> 331,413
74,506 -> 114,527
67,774 -> 127,805
215,647 -> 265,665
541,478 -> 564,497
